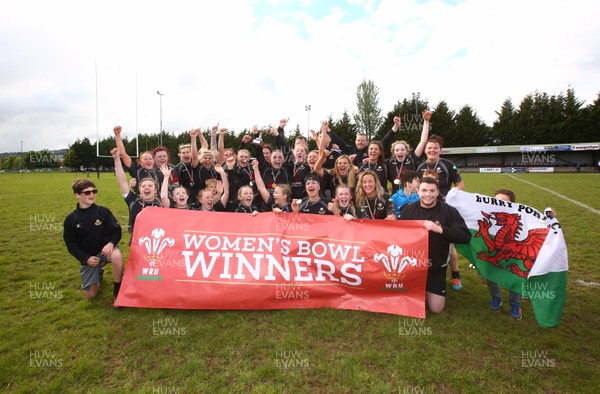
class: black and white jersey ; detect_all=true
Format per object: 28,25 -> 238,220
298,198 -> 332,215
356,194 -> 394,219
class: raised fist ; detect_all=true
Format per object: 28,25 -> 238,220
422,110 -> 432,122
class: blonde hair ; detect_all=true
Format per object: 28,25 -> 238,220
391,140 -> 411,154
199,149 -> 215,160
275,184 -> 292,203
137,151 -> 154,165
354,170 -> 385,207
237,185 -> 255,199
331,154 -> 356,189
205,179 -> 218,189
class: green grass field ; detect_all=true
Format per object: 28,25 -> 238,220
0,172 -> 598,393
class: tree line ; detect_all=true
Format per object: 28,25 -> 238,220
2,82 -> 598,171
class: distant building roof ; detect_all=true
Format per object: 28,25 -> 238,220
442,142 -> 599,155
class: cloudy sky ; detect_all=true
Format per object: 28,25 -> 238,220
1,0 -> 598,153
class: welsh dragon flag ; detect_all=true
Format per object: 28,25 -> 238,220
446,189 -> 568,328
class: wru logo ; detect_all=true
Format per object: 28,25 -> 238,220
374,245 -> 417,280
139,228 -> 175,263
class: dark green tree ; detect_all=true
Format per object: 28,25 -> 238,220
3,156 -> 19,170
579,93 -> 600,142
514,94 -> 532,144
430,101 -> 456,146
377,101 -> 403,142
62,148 -> 81,170
375,99 -> 420,150
330,110 -> 358,146
67,138 -> 95,168
454,105 -> 489,147
555,87 -> 585,143
492,98 -> 517,145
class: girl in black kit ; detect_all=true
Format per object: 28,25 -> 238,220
175,129 -> 202,204
314,153 -> 357,198
273,124 -> 311,200
197,149 -> 222,191
327,185 -> 356,220
260,150 -> 290,196
416,135 -> 464,198
113,126 -> 164,196
381,110 -> 431,194
354,170 -> 395,220
112,148 -> 170,236
169,186 -> 192,209
252,160 -> 292,212
358,141 -> 388,193
231,185 -> 260,216
226,149 -> 255,205
314,126 -> 358,198
291,174 -> 332,215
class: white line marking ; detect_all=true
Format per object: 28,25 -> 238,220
506,174 -> 600,215
575,279 -> 600,287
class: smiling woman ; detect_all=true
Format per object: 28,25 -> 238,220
291,173 -> 332,215
417,135 -> 464,199
111,147 -> 170,236
354,170 -> 395,220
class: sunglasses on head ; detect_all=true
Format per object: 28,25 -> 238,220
80,189 -> 98,196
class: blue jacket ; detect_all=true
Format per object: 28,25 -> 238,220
392,189 -> 419,218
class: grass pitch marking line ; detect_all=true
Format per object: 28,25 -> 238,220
506,174 -> 600,215
575,279 -> 600,287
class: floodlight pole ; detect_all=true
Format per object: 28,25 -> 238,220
412,92 -> 420,119
157,91 -> 164,146
305,104 -> 311,140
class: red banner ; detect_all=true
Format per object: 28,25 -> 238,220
115,207 -> 429,318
